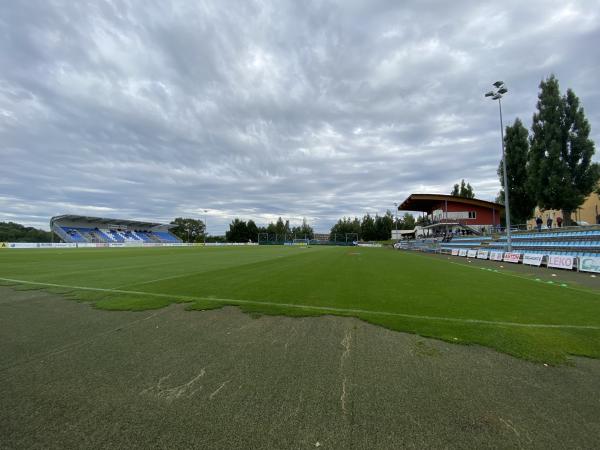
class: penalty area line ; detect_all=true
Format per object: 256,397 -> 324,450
1,277 -> 599,331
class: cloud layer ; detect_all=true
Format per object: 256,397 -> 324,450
1,0 -> 599,233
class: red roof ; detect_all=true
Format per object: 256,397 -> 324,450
398,194 -> 504,213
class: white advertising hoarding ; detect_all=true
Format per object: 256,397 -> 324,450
458,249 -> 468,257
547,255 -> 574,270
503,252 -> 521,264
467,249 -> 478,258
489,251 -> 504,261
451,249 -> 459,256
476,250 -> 489,260
579,256 -> 600,274
522,254 -> 544,266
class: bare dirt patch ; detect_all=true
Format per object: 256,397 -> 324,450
1,287 -> 599,449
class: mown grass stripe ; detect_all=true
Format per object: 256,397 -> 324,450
1,277 -> 599,331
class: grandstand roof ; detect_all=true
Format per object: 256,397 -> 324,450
398,194 -> 504,213
50,215 -> 174,229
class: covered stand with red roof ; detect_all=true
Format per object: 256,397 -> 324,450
397,194 -> 504,236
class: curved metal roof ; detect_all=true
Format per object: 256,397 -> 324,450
398,194 -> 504,213
50,215 -> 174,229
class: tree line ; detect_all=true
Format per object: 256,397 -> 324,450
0,222 -> 54,242
171,212 -> 427,243
170,216 -> 316,243
498,75 -> 598,225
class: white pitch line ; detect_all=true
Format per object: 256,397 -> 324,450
1,277 -> 599,330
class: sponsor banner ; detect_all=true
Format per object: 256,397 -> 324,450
357,243 -> 382,248
522,253 -> 544,267
4,242 -> 77,249
2,241 -> 258,249
124,242 -> 144,247
579,256 -> 600,274
476,250 -> 489,260
547,254 -> 574,270
467,249 -> 478,258
489,251 -> 504,261
503,252 -> 521,264
451,249 -> 459,256
458,249 -> 468,257
9,243 -> 39,248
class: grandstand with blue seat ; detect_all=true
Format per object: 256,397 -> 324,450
440,226 -> 600,261
50,215 -> 182,244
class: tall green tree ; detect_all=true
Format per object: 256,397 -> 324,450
497,118 -> 536,225
291,218 -> 314,239
450,179 -> 475,198
246,220 -> 258,242
361,214 -> 377,241
330,217 -> 361,240
529,75 -> 598,224
225,218 -> 249,242
374,211 -> 394,240
170,218 -> 206,242
399,213 -> 416,230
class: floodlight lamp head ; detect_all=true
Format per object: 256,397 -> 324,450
493,81 -> 504,88
492,94 -> 502,100
484,91 -> 495,97
498,87 -> 508,94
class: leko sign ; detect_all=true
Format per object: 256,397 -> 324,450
579,256 -> 600,274
547,255 -> 574,270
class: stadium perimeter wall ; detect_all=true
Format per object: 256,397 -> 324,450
0,242 -> 258,249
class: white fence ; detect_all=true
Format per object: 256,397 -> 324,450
442,249 -> 600,273
0,242 -> 259,249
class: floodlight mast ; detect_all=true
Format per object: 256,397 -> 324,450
485,81 -> 512,251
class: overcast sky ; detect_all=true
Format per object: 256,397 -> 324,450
1,0 -> 599,233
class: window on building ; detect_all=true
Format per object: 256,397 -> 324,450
468,211 -> 476,219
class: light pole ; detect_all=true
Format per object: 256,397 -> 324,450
203,209 -> 208,244
485,81 -> 512,251
394,202 -> 399,241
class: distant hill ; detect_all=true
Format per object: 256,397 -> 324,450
0,222 -> 54,243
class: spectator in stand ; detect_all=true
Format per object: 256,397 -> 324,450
536,216 -> 543,232
547,217 -> 553,229
556,216 -> 563,228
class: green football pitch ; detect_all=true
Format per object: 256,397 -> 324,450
1,245 -> 599,363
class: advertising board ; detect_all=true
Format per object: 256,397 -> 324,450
522,253 -> 544,266
503,252 -> 521,263
489,251 -> 504,261
467,249 -> 478,258
476,250 -> 489,260
579,256 -> 600,274
451,249 -> 459,256
547,254 -> 574,270
458,249 -> 468,257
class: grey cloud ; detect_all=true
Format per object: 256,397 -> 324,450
1,0 -> 599,233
